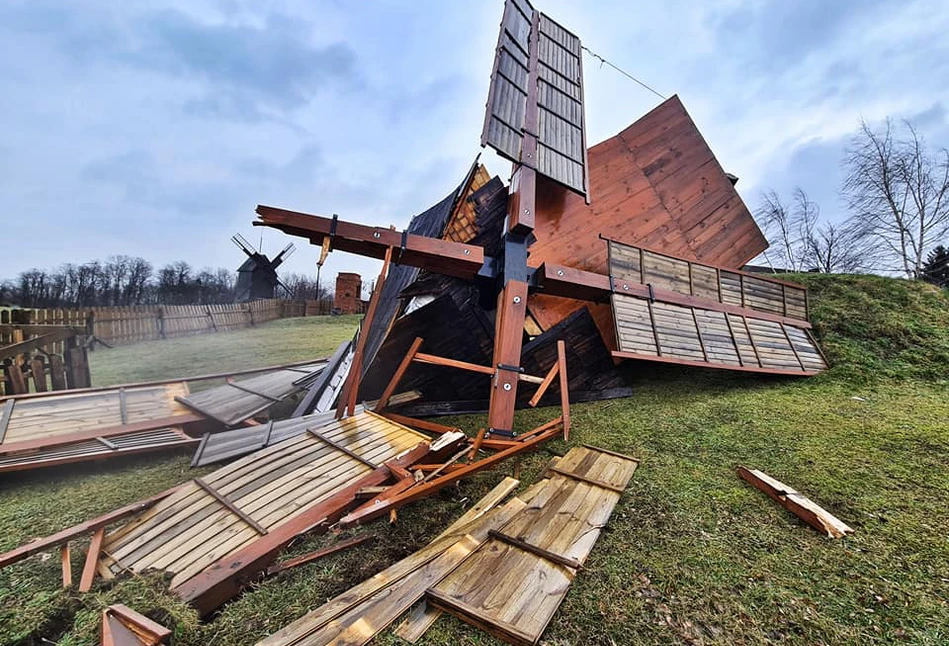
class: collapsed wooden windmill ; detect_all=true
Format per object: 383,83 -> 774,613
253,0 -> 827,517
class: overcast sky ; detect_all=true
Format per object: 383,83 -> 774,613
2,0 -> 948,290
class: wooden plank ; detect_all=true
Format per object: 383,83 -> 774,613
375,337 -> 423,412
393,601 -> 442,644
30,356 -> 47,393
79,527 -> 105,592
60,544 -> 72,588
0,412 -> 205,456
194,478 -> 268,536
557,340 -> 570,441
105,604 -> 171,644
737,466 -> 853,538
48,354 -> 67,391
265,535 -> 372,576
5,363 -> 27,395
0,487 -> 178,569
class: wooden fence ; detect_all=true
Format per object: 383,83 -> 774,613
0,299 -> 332,349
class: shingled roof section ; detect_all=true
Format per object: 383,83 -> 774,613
360,161 -> 486,376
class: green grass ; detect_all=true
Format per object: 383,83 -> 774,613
2,278 -> 948,645
88,315 -> 361,386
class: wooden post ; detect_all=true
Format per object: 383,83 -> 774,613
30,356 -> 47,393
557,340 -> 570,441
60,544 -> 72,588
79,527 -> 105,592
336,246 -> 393,419
48,354 -> 67,391
375,337 -> 424,412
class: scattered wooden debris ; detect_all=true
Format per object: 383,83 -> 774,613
738,466 -> 854,538
98,411 -> 440,614
101,604 -> 170,646
255,476 -> 534,646
428,445 -> 639,645
175,361 -> 326,426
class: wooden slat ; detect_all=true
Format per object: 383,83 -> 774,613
487,528 -> 583,570
375,337 -> 423,412
307,427 -> 380,469
546,465 -> 625,492
194,478 -> 268,536
79,527 -> 105,592
265,534 -> 372,576
60,544 -> 72,588
0,399 -> 13,444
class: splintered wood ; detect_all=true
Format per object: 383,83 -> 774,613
428,445 -> 638,645
256,447 -> 638,646
101,604 -> 170,646
738,466 -> 854,538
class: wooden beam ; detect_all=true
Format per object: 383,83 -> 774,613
79,527 -> 105,592
195,478 -> 268,536
378,412 -> 461,436
487,529 -> 583,571
375,337 -> 423,412
0,487 -> 178,569
30,356 -> 47,393
265,535 -> 372,576
0,324 -> 86,335
528,359 -> 559,408
254,207 -> 485,280
557,340 -> 570,441
413,352 -> 494,376
738,466 -> 853,538
104,604 -> 171,644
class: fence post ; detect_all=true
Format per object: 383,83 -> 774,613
158,306 -> 166,339
206,306 -> 218,332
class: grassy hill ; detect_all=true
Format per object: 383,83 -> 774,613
0,276 -> 947,645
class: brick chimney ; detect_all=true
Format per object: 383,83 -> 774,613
333,272 -> 362,314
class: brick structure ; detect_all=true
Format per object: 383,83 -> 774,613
333,272 -> 362,314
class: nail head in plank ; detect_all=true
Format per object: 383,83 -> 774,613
487,529 -> 583,571
194,477 -> 268,536
307,427 -> 380,469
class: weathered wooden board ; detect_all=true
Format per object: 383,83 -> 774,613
175,362 -> 325,426
611,292 -> 827,375
0,383 -> 191,447
427,446 -> 638,646
98,412 -> 429,593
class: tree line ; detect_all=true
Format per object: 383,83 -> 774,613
0,256 -> 329,308
755,117 -> 949,287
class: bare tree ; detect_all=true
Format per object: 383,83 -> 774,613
842,118 -> 949,278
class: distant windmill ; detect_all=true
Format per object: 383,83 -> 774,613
231,233 -> 295,302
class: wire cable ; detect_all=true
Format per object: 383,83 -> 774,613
581,45 -> 666,100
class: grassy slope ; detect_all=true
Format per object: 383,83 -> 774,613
1,278 -> 948,645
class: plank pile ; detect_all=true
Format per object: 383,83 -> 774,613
256,445 -> 639,645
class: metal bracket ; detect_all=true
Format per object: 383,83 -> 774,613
329,213 -> 339,240
647,283 -> 656,303
497,363 -> 524,374
487,427 -> 516,438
